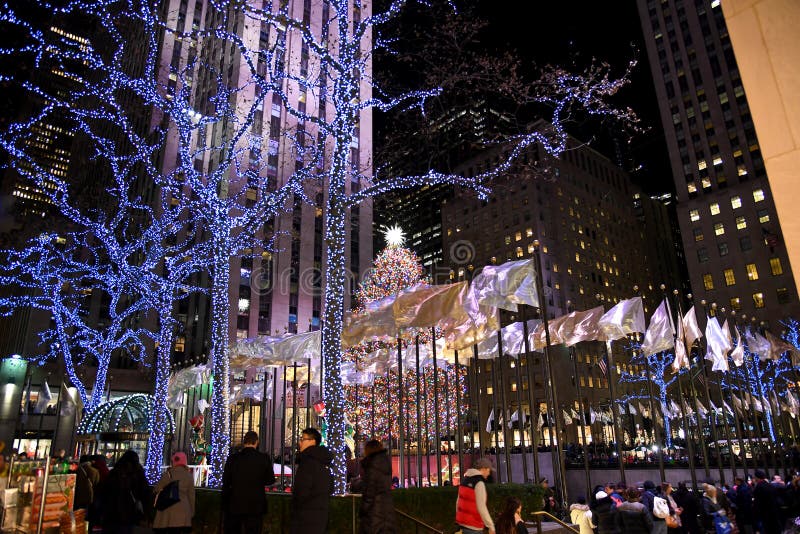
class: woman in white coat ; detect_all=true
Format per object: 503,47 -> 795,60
153,452 -> 195,533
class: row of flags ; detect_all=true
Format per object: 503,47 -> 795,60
19,380 -> 79,423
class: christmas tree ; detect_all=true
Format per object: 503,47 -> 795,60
344,227 -> 468,447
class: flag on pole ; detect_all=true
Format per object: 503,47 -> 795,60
705,316 -> 731,372
34,380 -> 52,414
598,354 -> 609,377
640,300 -> 675,357
673,313 -> 690,371
627,402 -> 638,415
485,409 -> 495,433
639,402 -> 648,417
537,412 -> 545,430
590,407 -> 597,424
683,306 -> 704,349
59,384 -> 76,416
509,409 -> 519,429
745,328 -> 771,360
571,407 -> 581,424
470,258 -> 539,311
729,325 -> 745,367
563,409 -> 573,426
598,297 -> 646,341
764,331 -> 796,361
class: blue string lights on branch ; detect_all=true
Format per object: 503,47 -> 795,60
1,0 -> 640,492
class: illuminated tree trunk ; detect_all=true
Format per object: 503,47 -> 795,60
145,313 -> 176,482
89,341 -> 111,410
208,230 -> 232,488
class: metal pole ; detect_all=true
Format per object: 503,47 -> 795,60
675,372 -> 699,491
490,344 -> 502,479
432,329 -> 442,485
416,336 -> 423,486
568,345 -> 592,499
36,457 -> 52,534
715,377 -> 739,479
521,307 -> 539,482
742,351 -> 771,474
455,350 -> 464,485
642,356 -> 666,483
497,332 -> 513,483
444,361 -> 453,485
533,241 -> 567,510
261,370 -> 270,454
281,366 -> 287,489
603,341 -> 626,486
514,349 -> 529,483
396,337 -> 405,487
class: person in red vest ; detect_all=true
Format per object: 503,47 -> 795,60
456,457 -> 495,534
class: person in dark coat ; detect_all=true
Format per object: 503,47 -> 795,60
615,488 -> 653,534
222,430 -> 275,534
100,450 -> 150,534
672,482 -> 702,534
356,440 -> 396,534
731,477 -> 754,534
290,427 -> 333,534
591,490 -> 620,534
752,469 -> 783,534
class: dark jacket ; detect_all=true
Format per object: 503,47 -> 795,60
614,501 -> 653,534
700,495 -> 721,531
672,487 -> 702,534
753,480 -> 783,534
732,484 -> 753,526
592,496 -> 620,534
222,446 -> 276,516
100,456 -> 150,530
290,445 -> 333,534
357,449 -> 396,534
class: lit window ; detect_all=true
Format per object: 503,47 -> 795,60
710,203 -> 721,215
688,183 -> 698,194
516,247 -> 524,258
703,273 -> 714,290
713,156 -> 723,166
736,216 -> 747,230
737,166 -> 748,176
758,209 -> 770,223
769,257 -> 783,275
724,268 -> 736,286
698,160 -> 707,171
527,244 -> 534,254
542,245 -> 548,253
526,228 -> 533,237
575,252 -> 580,262
752,292 -> 765,308
753,189 -> 765,202
690,209 -> 700,222
505,235 -> 511,245
714,222 -> 725,236
515,231 -> 522,241
730,196 -> 742,209
553,264 -> 559,272
746,263 -> 759,281
730,297 -> 741,311
702,178 -> 712,189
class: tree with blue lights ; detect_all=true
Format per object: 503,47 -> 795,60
1,0 -> 639,490
619,350 -> 681,447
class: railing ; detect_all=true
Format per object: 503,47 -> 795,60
394,508 -> 445,534
529,510 -> 579,534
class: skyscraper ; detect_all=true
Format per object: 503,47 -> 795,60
636,0 -> 800,327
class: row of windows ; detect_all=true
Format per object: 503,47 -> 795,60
689,188 -> 765,222
702,258 -> 783,289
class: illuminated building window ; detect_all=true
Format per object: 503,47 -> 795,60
730,196 -> 742,209
688,183 -> 697,194
714,222 -> 725,236
710,203 -> 720,215
698,160 -> 707,171
735,216 -> 746,230
752,292 -> 765,308
693,228 -> 704,241
690,209 -> 700,222
730,297 -> 741,311
505,235 -> 511,245
575,252 -> 580,262
770,257 -> 783,276
757,209 -> 770,223
753,189 -> 765,202
516,247 -> 524,258
746,263 -> 759,281
703,273 -> 714,290
724,268 -> 736,286
515,231 -> 522,241
702,178 -> 712,189
526,228 -> 533,237
527,244 -> 534,254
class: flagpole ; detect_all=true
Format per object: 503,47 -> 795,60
696,300 -> 726,485
497,330 -> 513,483
534,240 -> 568,511
454,350 -> 464,484
602,339 -> 626,486
740,319 -> 772,475
709,308 -> 742,479
416,336 -> 423,486
490,341 -> 502,479
568,342 -> 592,500
472,343 -> 482,459
397,337 -> 405,487
512,338 -> 530,483
521,306 -> 540,482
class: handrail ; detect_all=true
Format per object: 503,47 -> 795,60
394,508 -> 445,534
529,510 -> 580,534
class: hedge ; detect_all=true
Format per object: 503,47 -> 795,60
192,483 -> 544,533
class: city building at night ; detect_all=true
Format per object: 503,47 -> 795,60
636,0 -> 800,327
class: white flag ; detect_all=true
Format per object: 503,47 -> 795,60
638,402 -> 648,417
673,313 -> 690,371
485,409 -> 495,433
508,409 -> 519,429
729,325 -> 745,367
683,306 -> 704,349
571,407 -> 582,424
537,412 -> 545,430
470,258 -> 538,311
627,402 -> 638,415
598,297 -> 646,341
704,316 -> 731,372
562,409 -> 573,425
640,300 -> 675,357
745,328 -> 770,360
59,385 -> 76,416
34,380 -> 52,414
590,407 -> 597,424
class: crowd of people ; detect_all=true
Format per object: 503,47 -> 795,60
567,470 -> 800,534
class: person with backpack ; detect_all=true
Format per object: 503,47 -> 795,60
701,483 -> 732,534
153,451 -> 195,533
642,480 -> 668,534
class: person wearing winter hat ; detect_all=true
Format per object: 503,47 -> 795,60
153,451 -> 195,533
591,489 -> 620,534
569,496 -> 596,534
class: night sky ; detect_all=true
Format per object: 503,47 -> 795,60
475,1 -> 674,195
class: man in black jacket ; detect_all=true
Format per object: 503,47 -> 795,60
753,469 -> 783,534
290,427 -> 333,534
222,431 -> 276,533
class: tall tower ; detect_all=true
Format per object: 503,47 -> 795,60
156,0 -> 373,360
636,0 -> 800,326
